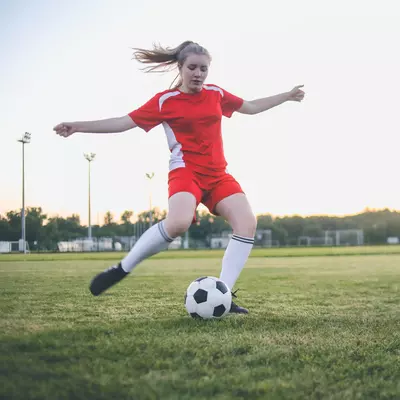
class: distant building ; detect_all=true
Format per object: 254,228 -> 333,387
387,237 -> 399,245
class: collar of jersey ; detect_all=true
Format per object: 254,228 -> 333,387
176,87 -> 204,96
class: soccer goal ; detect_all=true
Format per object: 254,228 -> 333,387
324,229 -> 364,246
255,229 -> 273,247
0,240 -> 30,253
297,236 -> 334,246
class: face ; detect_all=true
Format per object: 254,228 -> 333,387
179,53 -> 210,93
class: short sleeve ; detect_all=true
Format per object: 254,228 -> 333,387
220,88 -> 244,118
128,94 -> 163,132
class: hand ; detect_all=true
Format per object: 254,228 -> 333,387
53,122 -> 79,138
287,85 -> 305,102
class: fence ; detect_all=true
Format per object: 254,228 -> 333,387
0,229 -> 370,253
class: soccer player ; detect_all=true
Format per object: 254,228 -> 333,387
54,41 -> 305,313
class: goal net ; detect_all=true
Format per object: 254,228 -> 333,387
0,240 -> 30,253
324,229 -> 364,246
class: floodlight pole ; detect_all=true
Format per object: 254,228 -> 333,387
17,132 -> 31,254
145,172 -> 155,227
84,153 -> 96,239
22,140 -> 26,251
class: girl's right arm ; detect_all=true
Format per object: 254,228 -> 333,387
53,115 -> 137,138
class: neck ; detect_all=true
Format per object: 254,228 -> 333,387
179,84 -> 201,94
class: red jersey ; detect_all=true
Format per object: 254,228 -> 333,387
128,84 -> 243,176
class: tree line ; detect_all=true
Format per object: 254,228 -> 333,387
1,207 -> 400,251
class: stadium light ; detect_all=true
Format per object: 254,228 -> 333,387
145,172 -> 155,227
84,153 -> 96,239
17,132 -> 31,254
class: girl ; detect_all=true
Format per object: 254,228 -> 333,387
54,40 -> 305,313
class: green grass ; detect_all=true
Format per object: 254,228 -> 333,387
1,254 -> 400,399
1,244 -> 400,262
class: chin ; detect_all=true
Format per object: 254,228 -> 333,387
189,84 -> 203,92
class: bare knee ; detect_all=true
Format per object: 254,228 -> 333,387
165,192 -> 196,238
231,213 -> 257,238
214,194 -> 257,239
164,215 -> 192,238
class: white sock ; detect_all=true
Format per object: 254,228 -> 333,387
219,234 -> 254,290
120,220 -> 174,273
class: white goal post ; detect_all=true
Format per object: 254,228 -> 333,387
0,240 -> 30,253
324,230 -> 364,246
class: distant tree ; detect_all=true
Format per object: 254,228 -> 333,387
104,211 -> 114,226
69,214 -> 81,225
0,215 -> 11,240
119,210 -> 134,236
302,222 -> 323,238
120,210 -> 133,224
5,210 -> 21,241
25,207 -> 47,249
275,215 -> 305,241
256,214 -> 274,230
2,206 -> 400,249
41,214 -> 85,249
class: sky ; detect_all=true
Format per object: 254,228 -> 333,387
1,0 -> 400,225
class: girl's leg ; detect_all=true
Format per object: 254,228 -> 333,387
214,193 -> 257,312
121,192 -> 196,272
89,192 -> 196,296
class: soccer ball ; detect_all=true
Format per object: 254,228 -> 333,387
184,276 -> 232,319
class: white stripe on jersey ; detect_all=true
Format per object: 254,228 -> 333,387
159,91 -> 180,111
162,122 -> 185,171
203,85 -> 224,96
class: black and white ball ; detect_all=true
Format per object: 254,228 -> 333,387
184,276 -> 232,319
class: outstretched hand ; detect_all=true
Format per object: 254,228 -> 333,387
53,122 -> 78,138
287,85 -> 305,102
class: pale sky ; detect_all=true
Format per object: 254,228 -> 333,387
1,0 -> 399,225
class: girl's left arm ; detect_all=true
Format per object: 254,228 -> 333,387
238,85 -> 305,115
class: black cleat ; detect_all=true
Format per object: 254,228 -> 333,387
89,263 -> 128,296
229,289 -> 249,314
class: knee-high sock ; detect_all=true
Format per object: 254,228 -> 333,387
121,220 -> 174,273
219,234 -> 254,290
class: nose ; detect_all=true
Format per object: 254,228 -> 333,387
193,68 -> 201,77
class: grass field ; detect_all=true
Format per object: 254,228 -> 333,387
1,244 -> 400,262
1,251 -> 399,399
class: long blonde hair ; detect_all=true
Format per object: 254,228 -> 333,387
132,41 -> 211,88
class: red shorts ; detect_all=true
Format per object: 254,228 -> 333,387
168,167 -> 244,216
